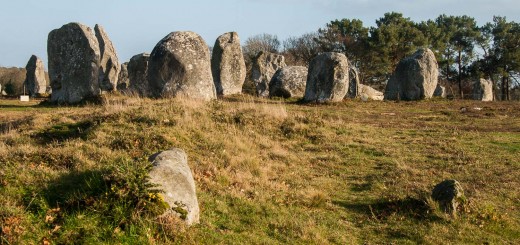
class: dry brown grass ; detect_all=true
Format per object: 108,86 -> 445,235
0,95 -> 519,244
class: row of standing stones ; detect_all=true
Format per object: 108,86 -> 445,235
21,22 -> 494,103
22,23 -> 473,223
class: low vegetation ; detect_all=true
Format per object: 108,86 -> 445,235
0,95 -> 519,244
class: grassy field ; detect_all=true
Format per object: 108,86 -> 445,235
0,95 -> 519,244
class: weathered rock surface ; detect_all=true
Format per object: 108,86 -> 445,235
359,84 -> 384,101
252,51 -> 286,97
117,62 -> 129,90
24,55 -> 47,96
432,179 -> 465,216
127,53 -> 150,96
148,148 -> 200,225
304,52 -> 349,102
95,24 -> 120,92
211,32 -> 246,96
384,48 -> 439,101
48,22 -> 100,103
148,31 -> 216,100
269,66 -> 307,98
434,84 -> 447,98
346,64 -> 360,99
473,78 -> 493,101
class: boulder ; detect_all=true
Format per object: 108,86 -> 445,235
431,179 -> 465,216
269,66 -> 307,98
384,48 -> 439,101
127,53 -> 150,96
95,24 -> 120,92
148,148 -> 200,225
304,52 -> 349,102
117,62 -> 129,90
252,51 -> 286,97
48,22 -> 100,103
346,63 -> 360,99
211,32 -> 246,96
359,84 -> 384,101
148,31 -> 216,100
473,78 -> 493,101
434,84 -> 447,98
24,55 -> 47,96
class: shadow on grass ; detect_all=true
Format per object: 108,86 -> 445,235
34,120 -> 98,143
334,196 -> 438,221
23,170 -> 106,214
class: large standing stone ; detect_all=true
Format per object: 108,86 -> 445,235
117,62 -> 129,90
473,78 -> 493,101
434,84 -> 447,98
346,64 -> 360,99
384,48 -> 439,101
148,148 -> 200,225
359,84 -> 384,101
252,51 -> 286,97
95,24 -> 120,92
432,179 -> 465,216
304,52 -> 349,102
24,55 -> 47,96
211,32 -> 246,96
148,31 -> 216,100
268,66 -> 307,98
127,53 -> 150,96
48,22 -> 100,103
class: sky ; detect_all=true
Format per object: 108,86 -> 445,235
0,0 -> 519,68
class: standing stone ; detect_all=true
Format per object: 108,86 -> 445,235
346,63 -> 360,99
432,179 -> 465,216
24,55 -> 47,96
95,24 -> 120,92
268,66 -> 307,98
359,84 -> 384,101
304,52 -> 349,103
211,32 -> 246,96
384,48 -> 439,101
127,53 -> 150,96
434,84 -> 447,98
148,31 -> 216,100
252,51 -> 286,97
48,22 -> 100,103
148,148 -> 200,225
473,78 -> 493,101
117,62 -> 129,90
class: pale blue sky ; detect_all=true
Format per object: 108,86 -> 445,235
0,0 -> 519,67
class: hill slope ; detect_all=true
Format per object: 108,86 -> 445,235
1,96 -> 519,244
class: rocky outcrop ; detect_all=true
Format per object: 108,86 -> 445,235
359,84 -> 384,101
304,52 -> 349,102
269,66 -> 307,98
434,84 -> 447,98
127,53 -> 150,96
95,24 -> 120,92
149,148 -> 200,225
432,179 -> 465,216
211,32 -> 246,96
148,31 -> 216,100
24,55 -> 47,96
252,51 -> 286,97
48,22 -> 100,103
384,49 -> 439,101
117,63 -> 129,90
473,78 -> 493,101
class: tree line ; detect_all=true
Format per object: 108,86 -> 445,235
243,12 -> 520,100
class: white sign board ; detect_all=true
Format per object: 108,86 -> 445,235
20,95 -> 30,102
